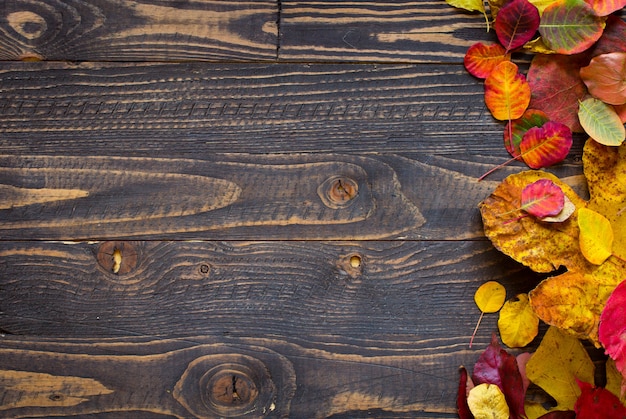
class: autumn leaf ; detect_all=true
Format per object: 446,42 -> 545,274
580,52 -> 626,106
520,121 -> 573,169
521,178 -> 565,218
528,53 -> 590,132
498,293 -> 540,347
539,0 -> 607,55
471,281 -> 506,347
464,43 -> 511,79
584,0 -> 626,16
485,61 -> 531,121
578,207 -> 614,265
606,358 -> 626,404
590,14 -> 626,57
446,0 -> 491,29
467,384 -> 510,419
574,380 -> 626,417
526,326 -> 595,410
529,0 -> 562,15
472,335 -> 526,418
599,280 -> 626,385
479,170 -> 587,273
457,367 -> 473,419
494,0 -> 541,52
578,97 -> 626,146
504,109 -> 550,158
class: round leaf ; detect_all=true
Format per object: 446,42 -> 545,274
498,294 -> 540,348
464,43 -> 511,79
467,383 -> 510,419
584,0 -> 626,16
521,178 -> 565,218
580,52 -> 626,106
578,97 -> 626,146
520,121 -> 573,169
539,0 -> 606,55
577,207 -> 614,265
494,0 -> 541,52
485,61 -> 531,121
504,109 -> 550,158
474,281 -> 506,313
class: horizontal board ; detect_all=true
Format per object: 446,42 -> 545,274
0,153 -> 586,241
279,0 -> 492,62
0,0 -> 278,61
0,240 -> 539,416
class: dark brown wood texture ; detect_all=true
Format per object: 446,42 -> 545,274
0,0 -> 611,418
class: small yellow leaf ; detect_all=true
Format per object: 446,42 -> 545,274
475,281 -> 507,313
578,207 -> 614,265
497,294 -> 539,348
467,383 -> 510,419
525,326 -> 595,410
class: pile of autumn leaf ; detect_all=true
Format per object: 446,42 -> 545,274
443,0 -> 626,416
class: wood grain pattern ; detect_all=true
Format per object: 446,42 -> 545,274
0,239 -> 538,417
0,0 -> 278,61
279,0 -> 492,62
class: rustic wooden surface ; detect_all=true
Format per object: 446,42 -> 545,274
0,0 -> 615,418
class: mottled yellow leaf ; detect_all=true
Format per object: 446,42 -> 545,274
467,383 -> 510,419
526,327 -> 595,410
498,294 -> 539,348
578,207 -> 614,265
606,358 -> 626,405
475,281 -> 507,313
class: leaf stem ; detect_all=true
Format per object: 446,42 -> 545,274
478,156 -> 519,181
469,311 -> 485,348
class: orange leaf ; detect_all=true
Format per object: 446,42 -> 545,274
464,43 -> 511,79
485,61 -> 531,121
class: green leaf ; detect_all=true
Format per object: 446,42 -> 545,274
578,97 -> 626,146
539,0 -> 606,54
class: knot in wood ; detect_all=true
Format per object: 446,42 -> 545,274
319,176 -> 359,209
209,370 -> 258,407
96,241 -> 137,275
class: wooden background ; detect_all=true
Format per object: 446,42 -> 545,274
0,1 -> 614,417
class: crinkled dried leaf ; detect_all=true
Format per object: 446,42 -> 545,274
479,170 -> 587,273
578,207 -> 614,265
485,61 -> 531,120
520,121 -> 573,169
495,0 -> 541,52
599,280 -> 626,384
583,139 -> 626,261
574,380 -> 626,417
521,179 -> 565,218
525,326 -> 595,410
580,52 -> 626,106
539,0 -> 606,55
468,383 -> 510,419
528,52 -> 590,132
578,97 -> 626,146
505,109 -> 550,158
498,294 -> 540,348
464,43 -> 511,79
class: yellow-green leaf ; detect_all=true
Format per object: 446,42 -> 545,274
497,294 -> 539,347
467,383 -> 510,419
475,281 -> 507,313
525,326 -> 595,410
578,207 -> 614,265
578,98 -> 626,146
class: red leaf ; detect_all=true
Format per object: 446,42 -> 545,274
464,42 -> 511,78
521,179 -> 565,218
591,14 -> 626,57
574,380 -> 626,417
504,109 -> 550,158
494,0 -> 540,53
528,53 -> 590,132
599,279 -> 626,383
458,367 -> 473,419
520,121 -> 573,169
472,334 -> 526,419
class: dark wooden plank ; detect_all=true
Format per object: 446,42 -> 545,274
279,0 -> 492,63
0,152 -> 586,241
0,240 -> 537,416
0,0 -> 278,62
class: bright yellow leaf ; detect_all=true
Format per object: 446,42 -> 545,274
475,281 -> 507,313
497,294 -> 539,348
467,383 -> 510,419
525,326 -> 595,410
578,207 -> 614,265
